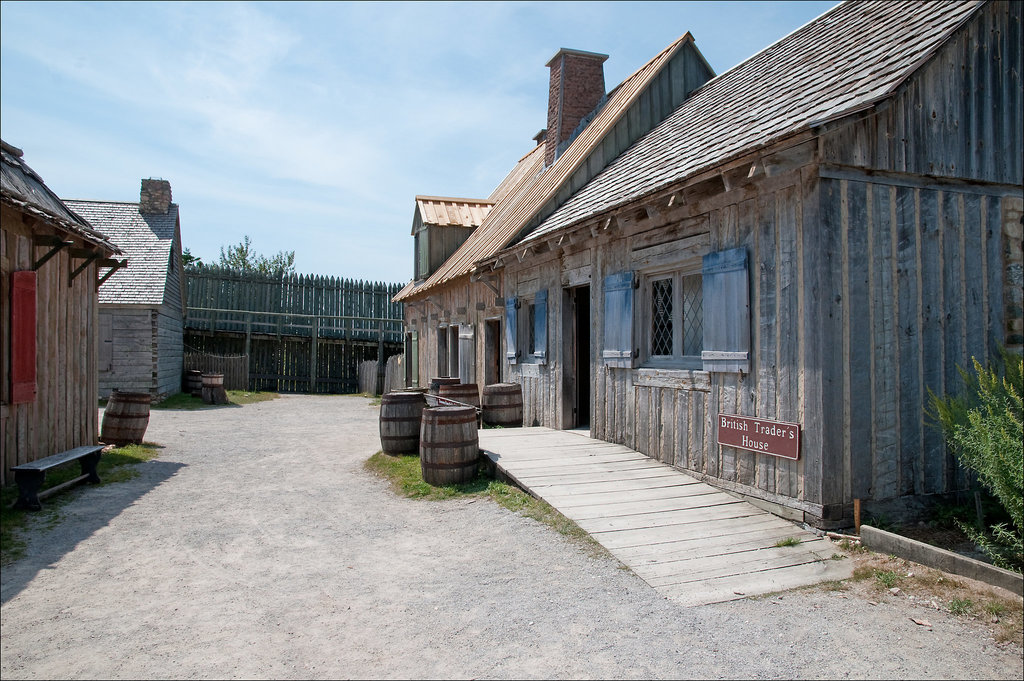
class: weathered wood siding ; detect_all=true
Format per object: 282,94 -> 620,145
403,273 -> 505,391
2,208 -> 101,485
99,306 -> 176,399
820,176 -> 1018,514
820,0 -> 1022,187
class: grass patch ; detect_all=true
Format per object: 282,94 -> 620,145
874,569 -> 902,589
774,536 -> 800,548
363,451 -> 608,558
1,442 -> 161,565
948,597 -> 975,616
152,390 -> 279,410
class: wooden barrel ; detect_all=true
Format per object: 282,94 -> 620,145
379,391 -> 425,455
429,377 -> 462,395
438,382 -> 480,409
420,406 -> 479,486
202,373 -> 228,405
184,369 -> 202,396
482,383 -> 523,427
101,391 -> 151,445
404,386 -> 429,394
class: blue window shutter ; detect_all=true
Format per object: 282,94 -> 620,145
505,297 -> 518,364
533,289 -> 548,364
701,247 -> 750,373
602,271 -> 636,368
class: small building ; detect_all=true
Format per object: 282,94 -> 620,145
399,0 -> 1023,528
66,179 -> 186,400
1,139 -> 121,484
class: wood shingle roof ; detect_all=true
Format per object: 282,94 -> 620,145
522,0 -> 986,243
64,200 -> 179,306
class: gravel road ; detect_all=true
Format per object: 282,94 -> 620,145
1,395 -> 1020,679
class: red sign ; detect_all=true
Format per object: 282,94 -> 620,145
717,413 -> 800,460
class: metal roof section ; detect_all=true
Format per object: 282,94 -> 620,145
1,139 -> 119,254
522,0 -> 987,243
64,199 -> 178,305
413,196 -> 493,234
395,142 -> 546,301
396,32 -> 702,302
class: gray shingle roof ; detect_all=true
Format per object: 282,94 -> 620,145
64,200 -> 178,305
523,0 -> 984,243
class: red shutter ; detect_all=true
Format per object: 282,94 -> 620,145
10,270 -> 37,404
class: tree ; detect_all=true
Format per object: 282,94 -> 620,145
218,235 -> 295,276
182,247 -> 203,267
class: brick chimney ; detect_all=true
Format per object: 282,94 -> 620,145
140,178 -> 172,214
545,48 -> 608,166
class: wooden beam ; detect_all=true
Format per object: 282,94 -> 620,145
68,248 -> 100,286
32,235 -> 74,271
97,258 -> 127,286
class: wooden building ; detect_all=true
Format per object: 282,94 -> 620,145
66,179 -> 186,400
399,0 -> 1023,528
1,140 -> 122,485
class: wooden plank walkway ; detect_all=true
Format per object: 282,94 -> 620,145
480,427 -> 852,607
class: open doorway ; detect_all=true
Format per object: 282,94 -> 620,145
562,285 -> 591,429
483,319 -> 501,387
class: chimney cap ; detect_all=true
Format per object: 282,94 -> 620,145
545,48 -> 609,68
533,129 -> 547,144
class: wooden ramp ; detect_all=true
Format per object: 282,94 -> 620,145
480,427 -> 851,607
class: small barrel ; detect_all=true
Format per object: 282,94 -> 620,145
420,406 -> 479,486
482,383 -> 523,427
404,386 -> 429,394
438,382 -> 480,409
183,369 -> 203,396
201,373 -> 228,405
101,390 -> 152,445
379,391 -> 426,455
429,377 -> 462,395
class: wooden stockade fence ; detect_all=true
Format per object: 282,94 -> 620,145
184,267 -> 405,395
183,352 -> 249,391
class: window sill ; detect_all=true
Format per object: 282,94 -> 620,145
634,367 -> 710,392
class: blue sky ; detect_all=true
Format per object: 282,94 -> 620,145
1,1 -> 837,283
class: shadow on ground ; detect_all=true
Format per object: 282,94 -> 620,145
1,459 -> 186,605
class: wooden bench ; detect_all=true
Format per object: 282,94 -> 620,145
11,445 -> 105,511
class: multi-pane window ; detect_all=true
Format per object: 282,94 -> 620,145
644,269 -> 703,366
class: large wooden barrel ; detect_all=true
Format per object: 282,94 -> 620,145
420,406 -> 479,486
101,391 -> 151,445
429,377 -> 462,395
202,373 -> 228,405
183,369 -> 202,396
438,382 -> 480,409
379,391 -> 426,455
482,383 -> 524,427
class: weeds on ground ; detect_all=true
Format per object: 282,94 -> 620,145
842,550 -> 1023,645
774,536 -> 800,548
152,391 -> 278,410
1,443 -> 161,565
363,451 -> 608,558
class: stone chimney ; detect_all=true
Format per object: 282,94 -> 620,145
545,48 -> 608,166
140,178 -> 172,214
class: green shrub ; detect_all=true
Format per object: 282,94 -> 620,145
929,348 -> 1023,573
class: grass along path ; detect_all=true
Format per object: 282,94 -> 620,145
364,451 -> 611,560
1,443 -> 162,565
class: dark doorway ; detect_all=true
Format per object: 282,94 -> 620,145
484,319 -> 501,387
572,285 -> 591,428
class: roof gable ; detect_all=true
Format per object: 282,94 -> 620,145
526,0 -> 987,241
64,199 -> 179,305
397,32 -> 714,300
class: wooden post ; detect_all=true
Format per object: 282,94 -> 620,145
244,313 -> 252,358
853,498 -> 861,534
311,315 -> 319,394
376,322 -> 385,396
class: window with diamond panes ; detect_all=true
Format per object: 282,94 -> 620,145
651,278 -> 674,356
644,269 -> 703,367
681,274 -> 703,356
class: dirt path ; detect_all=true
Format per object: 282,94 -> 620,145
1,395 -> 1020,679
